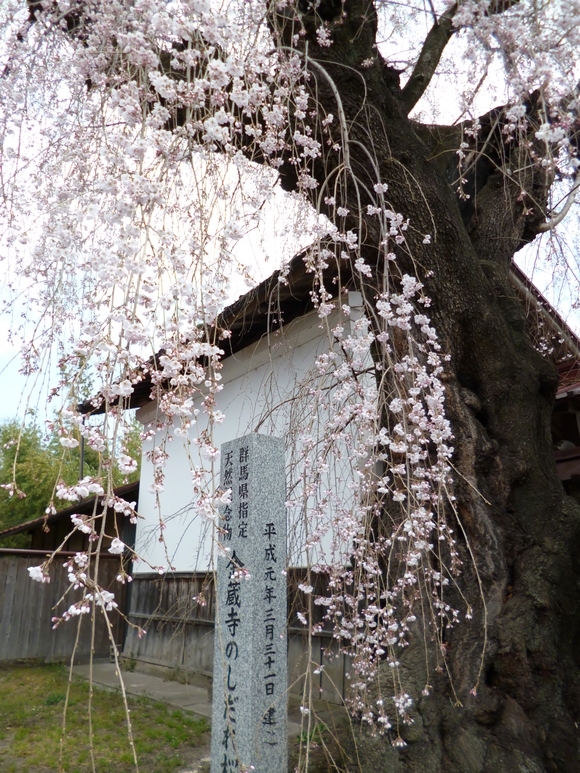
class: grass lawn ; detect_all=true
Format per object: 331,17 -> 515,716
0,661 -> 210,773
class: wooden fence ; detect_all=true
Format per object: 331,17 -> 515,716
123,570 -> 350,703
0,549 -> 125,662
123,572 -> 216,683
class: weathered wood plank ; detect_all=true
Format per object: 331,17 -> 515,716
0,558 -> 17,657
0,553 -> 123,662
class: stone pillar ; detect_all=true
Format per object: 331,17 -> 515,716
211,433 -> 287,773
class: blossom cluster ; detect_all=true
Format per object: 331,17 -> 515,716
281,248 -> 460,735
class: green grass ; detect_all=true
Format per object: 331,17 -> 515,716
0,661 -> 210,773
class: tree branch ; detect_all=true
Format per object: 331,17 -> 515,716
400,3 -> 457,115
400,0 -> 525,116
537,172 -> 580,232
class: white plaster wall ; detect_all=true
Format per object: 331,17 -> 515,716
133,291 -> 371,573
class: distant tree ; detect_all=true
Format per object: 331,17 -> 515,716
0,417 -> 141,545
0,421 -> 62,545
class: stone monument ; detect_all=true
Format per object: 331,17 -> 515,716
210,433 -> 287,773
